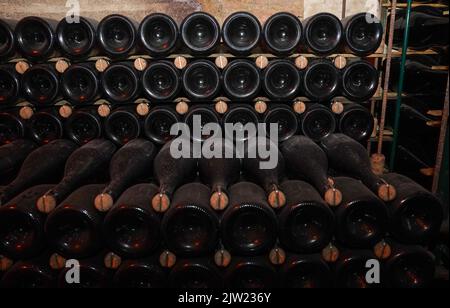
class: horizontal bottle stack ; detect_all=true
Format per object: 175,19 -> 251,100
0,135 -> 444,288
0,9 -> 447,289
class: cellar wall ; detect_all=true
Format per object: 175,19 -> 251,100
0,0 -> 380,23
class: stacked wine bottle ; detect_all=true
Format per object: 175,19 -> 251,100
0,11 -> 445,288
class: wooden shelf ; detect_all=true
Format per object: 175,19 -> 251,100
382,2 -> 449,9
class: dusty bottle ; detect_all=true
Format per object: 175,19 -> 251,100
101,62 -> 140,103
114,256 -> 167,288
280,253 -> 331,288
29,111 -> 64,145
0,139 -> 77,206
36,139 -> 116,214
0,139 -> 37,184
0,113 -> 25,145
281,136 -> 342,207
0,64 -> 21,105
56,16 -> 97,59
104,108 -> 141,146
94,139 -> 156,212
21,64 -> 59,104
60,63 -> 99,104
65,110 -> 103,145
334,249 -> 380,288
225,256 -> 278,288
320,133 -> 397,202
169,258 -> 222,288
144,106 -> 180,145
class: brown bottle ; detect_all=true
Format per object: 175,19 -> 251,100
199,138 -> 241,211
94,139 -> 156,212
36,139 -> 116,214
169,258 -> 222,288
281,136 -> 342,207
114,256 -> 167,288
0,139 -> 77,205
280,253 -> 331,288
334,249 -> 380,288
225,256 -> 277,288
0,139 -> 37,185
321,134 -> 397,202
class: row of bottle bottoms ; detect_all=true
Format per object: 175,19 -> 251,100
0,136 -> 444,261
0,12 -> 384,63
0,241 -> 437,288
0,58 -> 379,106
0,102 -> 375,147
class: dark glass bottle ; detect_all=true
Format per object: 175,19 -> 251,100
0,139 -> 37,184
0,254 -> 55,288
0,64 -> 20,105
152,140 -> 197,213
114,257 -> 167,288
333,177 -> 389,248
338,103 -> 374,142
279,180 -> 335,253
303,60 -> 340,101
14,16 -> 57,61
263,12 -> 303,56
182,60 -> 221,101
45,184 -> 106,258
104,108 -> 141,146
262,59 -> 301,101
103,184 -> 161,258
97,14 -> 136,58
94,138 -> 156,213
263,104 -> 299,142
392,6 -> 449,50
243,138 -> 287,209
144,106 -> 179,145
184,106 -> 220,142
162,183 -> 219,257
101,62 -> 140,103
65,110 -> 102,145
225,257 -> 277,288
0,19 -> 15,61
321,134 -> 397,202
180,12 -> 220,55
21,64 -> 59,104
221,182 -> 278,256
0,185 -> 53,260
169,258 -> 222,288
342,13 -> 383,56
56,16 -> 97,59
385,241 -> 436,288
36,139 -> 116,214
61,63 -> 99,104
300,103 -> 336,141
382,173 -> 443,245
29,111 -> 64,144
0,139 -> 77,205
142,61 -> 180,102
139,13 -> 178,57
280,253 -> 331,288
222,104 -> 260,142
281,136 -> 342,207
57,254 -> 112,288
223,59 -> 261,101
199,138 -> 241,211
0,113 -> 25,145
334,249 -> 380,288
304,13 -> 343,55
342,61 -> 379,102
222,12 -> 261,55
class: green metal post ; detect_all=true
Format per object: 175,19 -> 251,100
389,0 -> 413,170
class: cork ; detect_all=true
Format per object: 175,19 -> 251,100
19,106 -> 34,120
371,153 -> 385,176
152,193 -> 171,213
174,56 -> 187,70
214,249 -> 232,268
104,252 -> 122,270
136,102 -> 150,117
176,101 -> 189,115
255,56 -> 269,69
269,247 -> 286,265
324,178 -> 342,207
215,100 -> 228,114
94,193 -> 114,212
331,101 -> 344,115
268,189 -> 287,209
55,59 -> 70,74
59,105 -> 73,119
97,104 -> 111,118
36,194 -> 57,214
292,100 -> 306,114
95,58 -> 110,73
134,57 -> 148,72
322,243 -> 340,263
159,250 -> 177,268
373,241 -> 392,260
333,56 -> 347,69
49,253 -> 66,270
294,56 -> 309,70
215,55 -> 228,69
377,183 -> 397,202
210,191 -> 229,211
15,61 -> 30,74
254,100 -> 268,114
